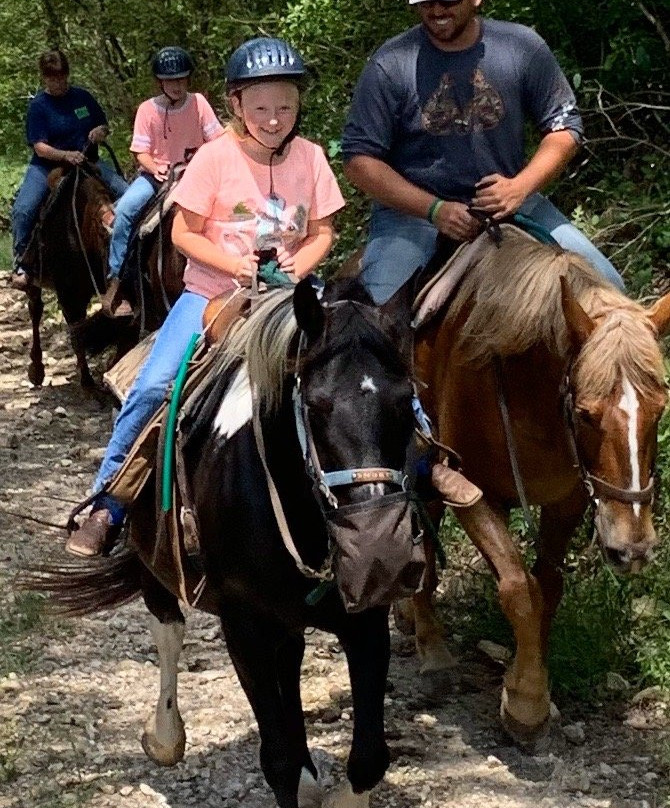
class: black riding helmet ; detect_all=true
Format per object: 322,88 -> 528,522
152,46 -> 195,80
225,37 -> 306,87
225,38 -> 307,158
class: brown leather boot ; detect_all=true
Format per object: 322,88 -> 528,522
65,509 -> 116,557
100,277 -> 133,318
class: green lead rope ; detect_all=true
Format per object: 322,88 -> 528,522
162,332 -> 200,513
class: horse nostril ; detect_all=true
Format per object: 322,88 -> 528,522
604,546 -> 631,568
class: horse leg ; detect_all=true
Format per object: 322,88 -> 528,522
276,634 -> 323,808
534,487 -> 588,658
68,317 -> 97,391
412,535 -> 458,700
140,571 -> 187,766
324,608 -> 391,808
27,285 -> 45,386
221,607 -> 308,808
456,499 -> 550,747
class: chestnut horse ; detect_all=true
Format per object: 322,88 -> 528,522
407,226 -> 670,745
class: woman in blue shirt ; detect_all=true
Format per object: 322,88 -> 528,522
11,49 -> 128,290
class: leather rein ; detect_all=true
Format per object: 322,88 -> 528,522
252,301 -> 410,581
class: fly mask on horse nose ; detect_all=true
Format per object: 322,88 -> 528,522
291,282 -> 426,612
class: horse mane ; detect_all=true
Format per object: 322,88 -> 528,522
211,288 -> 298,413
208,279 -> 408,416
446,229 -> 664,398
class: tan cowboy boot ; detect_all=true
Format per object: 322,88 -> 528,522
101,277 -> 133,318
65,509 -> 115,557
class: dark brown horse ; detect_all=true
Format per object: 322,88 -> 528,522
404,226 -> 670,745
20,161 -> 135,390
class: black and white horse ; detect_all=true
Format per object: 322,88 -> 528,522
34,278 -> 416,807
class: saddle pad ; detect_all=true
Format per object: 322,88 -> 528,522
412,224 -> 538,330
103,331 -> 158,403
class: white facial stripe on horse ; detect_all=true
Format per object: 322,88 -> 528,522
619,375 -> 641,517
364,482 -> 386,498
360,375 -> 378,394
213,364 -> 252,440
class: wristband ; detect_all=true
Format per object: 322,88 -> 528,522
427,198 -> 444,224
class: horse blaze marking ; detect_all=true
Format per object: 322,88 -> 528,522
619,376 -> 641,517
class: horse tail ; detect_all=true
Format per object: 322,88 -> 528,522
17,548 -> 143,617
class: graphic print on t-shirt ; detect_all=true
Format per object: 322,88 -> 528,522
422,69 -> 504,135
226,195 -> 308,254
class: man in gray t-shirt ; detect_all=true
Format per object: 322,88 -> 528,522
342,0 -> 623,304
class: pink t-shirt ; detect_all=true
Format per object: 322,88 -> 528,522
172,129 -> 346,299
130,92 -> 223,170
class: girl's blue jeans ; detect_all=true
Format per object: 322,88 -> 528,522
94,291 -> 207,523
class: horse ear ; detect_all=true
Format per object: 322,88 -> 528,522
648,292 -> 670,337
293,278 -> 325,340
379,275 -> 414,323
378,276 -> 414,363
560,275 -> 595,348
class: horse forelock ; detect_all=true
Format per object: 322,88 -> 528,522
306,302 -> 409,380
574,310 -> 665,401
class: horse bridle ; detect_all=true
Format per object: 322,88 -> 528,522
561,375 -> 655,506
495,358 -> 655,544
293,307 -> 407,510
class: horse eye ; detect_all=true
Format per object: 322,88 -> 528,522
576,407 -> 599,427
305,394 -> 333,414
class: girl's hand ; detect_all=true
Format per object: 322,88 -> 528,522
230,254 -> 259,286
153,166 -> 169,183
275,246 -> 296,273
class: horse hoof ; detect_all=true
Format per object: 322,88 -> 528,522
298,767 -> 324,808
322,784 -> 370,808
500,701 -> 558,752
418,667 -> 456,703
28,364 -> 45,387
141,724 -> 186,767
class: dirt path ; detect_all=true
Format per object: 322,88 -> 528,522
0,276 -> 667,808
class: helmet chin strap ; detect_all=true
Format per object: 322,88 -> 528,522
159,80 -> 188,139
239,100 -> 301,197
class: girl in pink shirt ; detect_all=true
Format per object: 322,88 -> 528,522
101,47 -> 223,317
67,38 -> 345,558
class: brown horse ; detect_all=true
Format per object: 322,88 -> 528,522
20,162 -> 136,390
407,226 -> 670,745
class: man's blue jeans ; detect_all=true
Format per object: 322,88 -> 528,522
12,161 -> 127,263
108,175 -> 156,279
360,193 -> 625,305
93,291 -> 207,523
